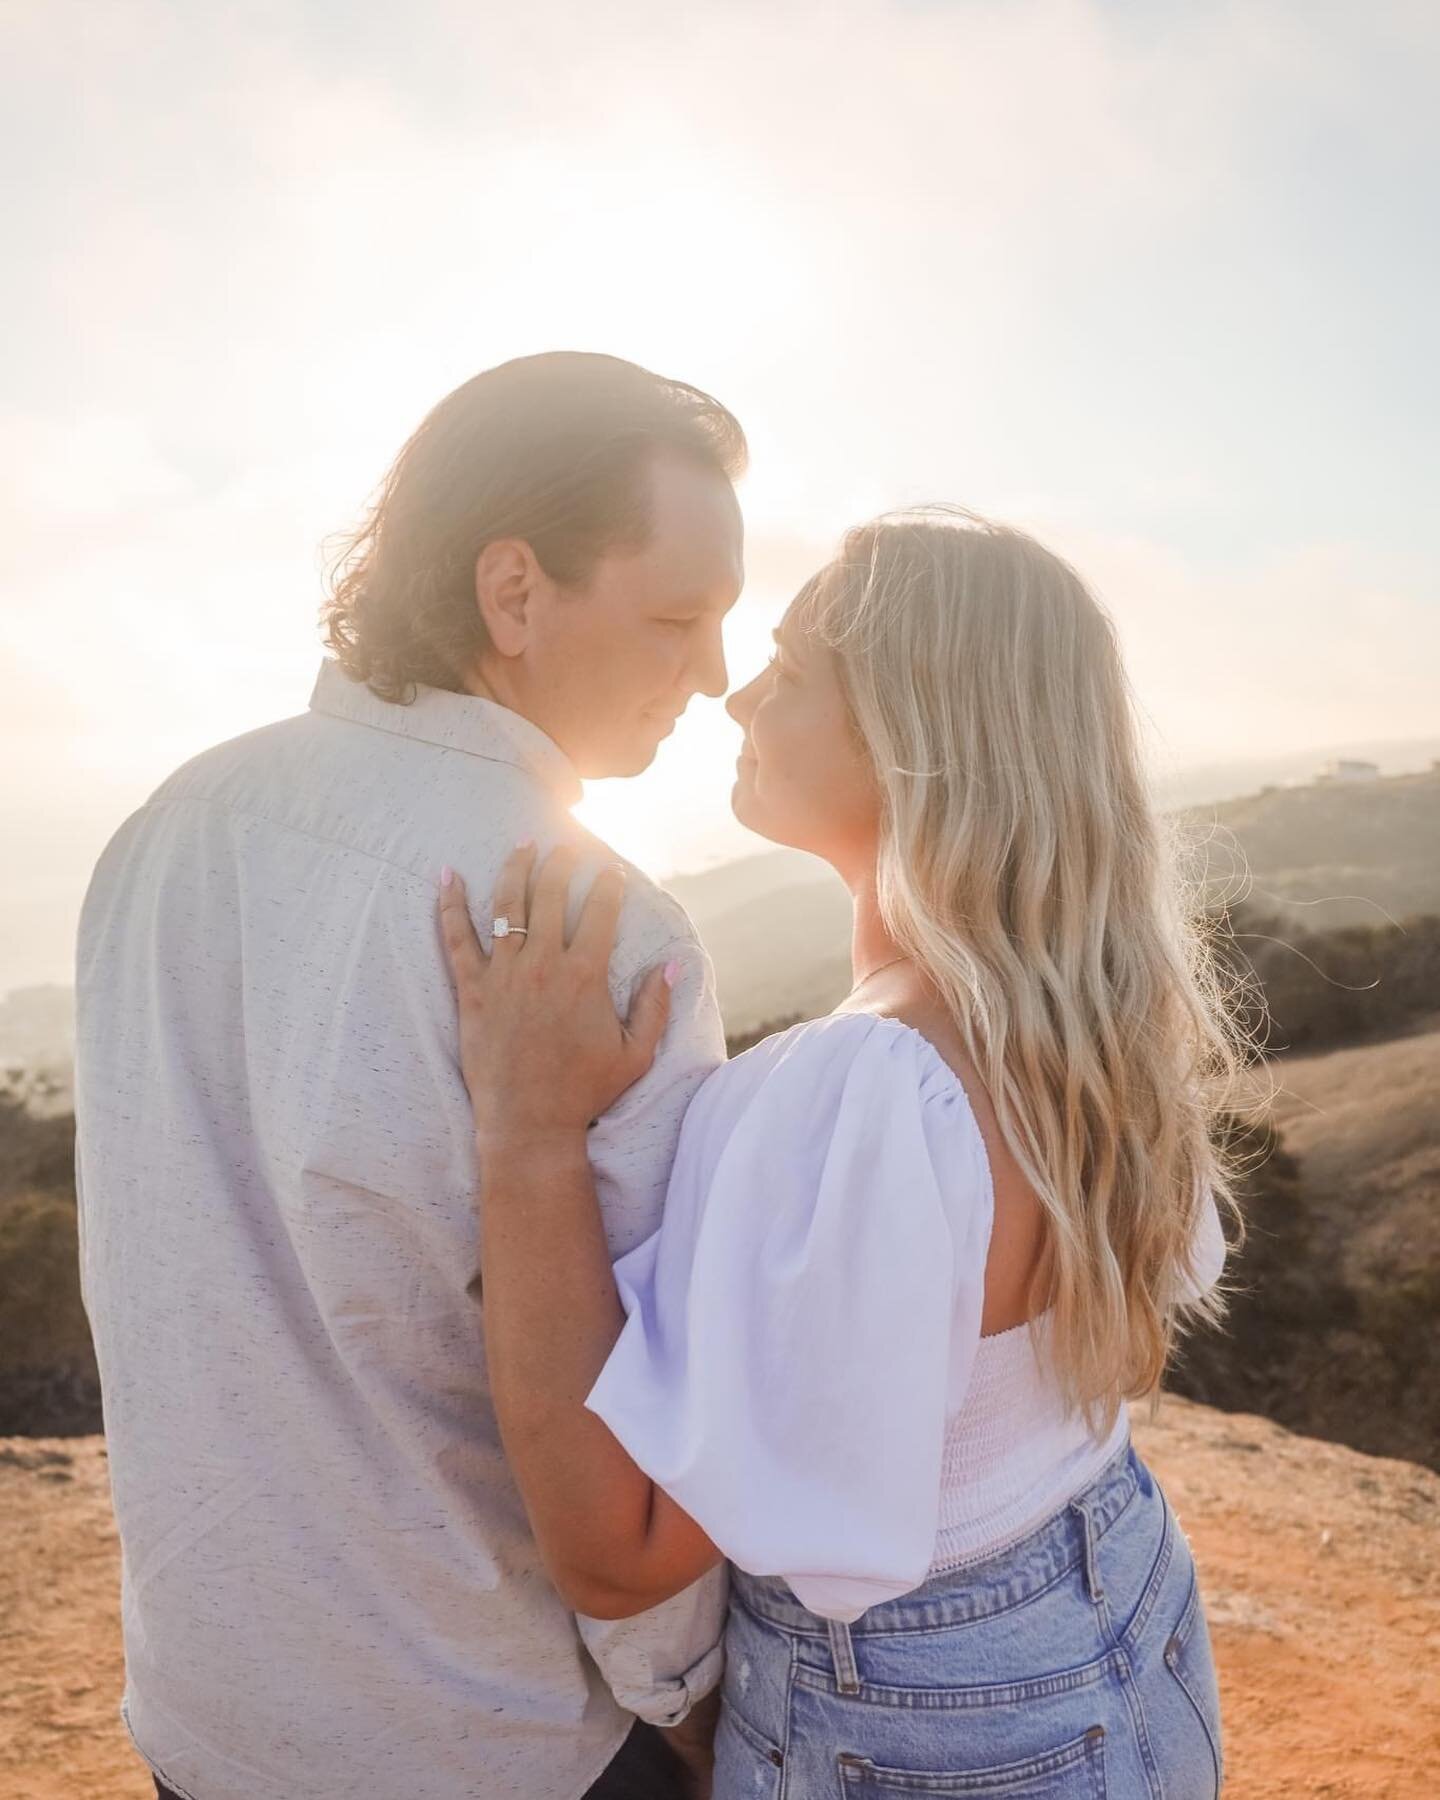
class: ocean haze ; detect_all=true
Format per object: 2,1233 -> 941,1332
5,734 -> 1437,1004
6,752 -> 1438,1061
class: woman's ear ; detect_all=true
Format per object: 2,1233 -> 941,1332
475,538 -> 543,657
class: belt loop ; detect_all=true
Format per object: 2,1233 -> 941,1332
1071,1497 -> 1105,1605
827,1615 -> 861,1695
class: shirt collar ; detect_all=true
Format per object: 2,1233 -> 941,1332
308,659 -> 583,807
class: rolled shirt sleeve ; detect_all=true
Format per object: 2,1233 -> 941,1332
575,1584 -> 726,1726
573,920 -> 731,1719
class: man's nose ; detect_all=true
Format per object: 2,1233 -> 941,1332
689,624 -> 729,700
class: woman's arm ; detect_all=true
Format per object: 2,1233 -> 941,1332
440,844 -> 722,1619
479,1128 -> 720,1617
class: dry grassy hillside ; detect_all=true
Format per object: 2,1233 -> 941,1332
1267,1024 -> 1439,1469
3,1398 -> 1436,1799
1267,1022 -> 1440,1288
689,768 -> 1440,1037
1171,1023 -> 1440,1471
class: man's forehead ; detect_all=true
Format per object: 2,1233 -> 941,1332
646,451 -> 741,524
646,490 -> 743,592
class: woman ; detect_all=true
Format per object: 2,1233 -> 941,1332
438,510 -> 1242,1799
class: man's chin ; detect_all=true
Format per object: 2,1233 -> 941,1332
582,739 -> 663,780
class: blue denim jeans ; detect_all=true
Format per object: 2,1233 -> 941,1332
716,1436 -> 1223,1798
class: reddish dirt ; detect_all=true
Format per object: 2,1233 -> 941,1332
2,1397 -> 1437,1798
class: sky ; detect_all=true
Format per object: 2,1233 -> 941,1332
3,0 -> 1438,995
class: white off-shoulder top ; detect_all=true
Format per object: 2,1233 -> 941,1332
585,1012 -> 1227,1624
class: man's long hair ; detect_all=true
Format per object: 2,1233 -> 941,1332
322,352 -> 747,702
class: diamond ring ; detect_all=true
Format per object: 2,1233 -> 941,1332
491,916 -> 529,939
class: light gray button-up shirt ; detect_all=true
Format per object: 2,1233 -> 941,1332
74,660 -> 729,1800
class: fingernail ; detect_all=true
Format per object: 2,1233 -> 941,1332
664,960 -> 681,987
440,866 -> 453,887
516,836 -> 534,851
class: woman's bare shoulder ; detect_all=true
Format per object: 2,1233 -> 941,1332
846,975 -> 978,1093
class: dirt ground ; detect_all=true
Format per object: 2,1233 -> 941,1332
2,1395 -> 1437,1798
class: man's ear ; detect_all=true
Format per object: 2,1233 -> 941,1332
475,539 -> 544,657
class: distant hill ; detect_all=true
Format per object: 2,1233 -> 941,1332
1184,765 -> 1440,930
667,849 -> 854,1031
674,763 -> 1440,1034
0,986 -> 73,1112
663,845 -> 836,930
1149,734 -> 1440,812
5,760 -> 1438,1050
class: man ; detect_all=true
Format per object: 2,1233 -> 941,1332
74,352 -> 747,1800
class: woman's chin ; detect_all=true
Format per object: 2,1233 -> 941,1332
729,776 -> 766,836
730,777 -> 792,851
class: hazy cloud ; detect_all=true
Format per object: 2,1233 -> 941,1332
3,0 -> 1437,989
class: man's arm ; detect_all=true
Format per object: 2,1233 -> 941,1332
512,876 -> 733,1734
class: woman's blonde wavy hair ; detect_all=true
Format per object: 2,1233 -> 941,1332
795,508 -> 1251,1436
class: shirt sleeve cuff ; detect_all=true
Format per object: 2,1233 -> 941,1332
624,1636 -> 725,1727
574,1566 -> 729,1727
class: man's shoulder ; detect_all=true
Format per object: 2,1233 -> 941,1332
126,709 -> 555,885
82,715 -> 315,886
563,822 -> 702,965
138,710 -> 324,812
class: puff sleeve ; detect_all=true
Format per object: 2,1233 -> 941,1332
584,1013 -> 994,1623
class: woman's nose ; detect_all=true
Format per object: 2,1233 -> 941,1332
726,676 -> 758,725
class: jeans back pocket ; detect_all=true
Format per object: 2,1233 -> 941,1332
835,1725 -> 1107,1797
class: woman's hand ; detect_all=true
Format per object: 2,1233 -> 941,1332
437,842 -> 677,1152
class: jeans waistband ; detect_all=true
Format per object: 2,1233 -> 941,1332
730,1433 -> 1143,1637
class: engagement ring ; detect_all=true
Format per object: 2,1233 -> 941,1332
491,916 -> 528,939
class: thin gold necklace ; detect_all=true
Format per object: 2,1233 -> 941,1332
848,953 -> 911,996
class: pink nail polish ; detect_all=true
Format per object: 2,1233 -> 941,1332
664,960 -> 681,987
516,836 -> 534,851
440,866 -> 453,887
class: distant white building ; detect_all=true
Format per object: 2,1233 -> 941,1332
1317,758 -> 1381,783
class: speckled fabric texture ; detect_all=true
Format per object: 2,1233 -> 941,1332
74,661 -> 729,1800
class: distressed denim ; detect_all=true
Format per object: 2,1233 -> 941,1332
717,1436 -> 1224,1798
